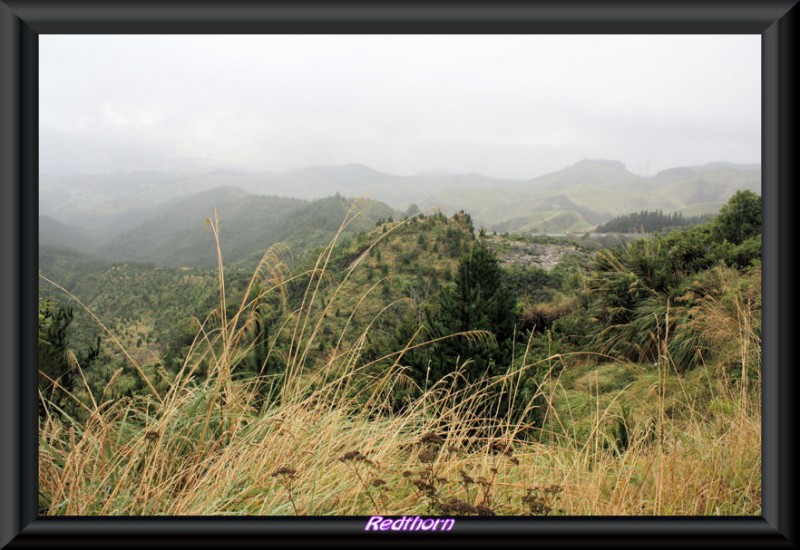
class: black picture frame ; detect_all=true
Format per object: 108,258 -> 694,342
1,1 -> 797,546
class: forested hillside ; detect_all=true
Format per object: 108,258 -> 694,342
40,160 -> 760,247
594,210 -> 713,234
37,189 -> 762,516
41,191 -> 395,268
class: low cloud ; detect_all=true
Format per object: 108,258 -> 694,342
40,35 -> 760,179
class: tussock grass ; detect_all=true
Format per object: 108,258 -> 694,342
38,204 -> 761,516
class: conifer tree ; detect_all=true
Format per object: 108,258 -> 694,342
425,243 -> 517,384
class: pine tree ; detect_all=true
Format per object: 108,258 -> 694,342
425,243 -> 517,384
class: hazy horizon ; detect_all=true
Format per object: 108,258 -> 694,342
39,157 -> 761,181
41,35 -> 760,180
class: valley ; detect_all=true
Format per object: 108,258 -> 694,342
37,160 -> 762,517
40,159 -> 760,260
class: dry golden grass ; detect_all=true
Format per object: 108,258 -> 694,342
38,205 -> 761,516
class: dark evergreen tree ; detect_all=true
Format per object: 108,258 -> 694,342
596,210 -> 712,234
424,243 -> 518,385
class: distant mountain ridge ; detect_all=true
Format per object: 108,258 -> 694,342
40,159 -> 760,251
418,159 -> 760,233
526,159 -> 641,191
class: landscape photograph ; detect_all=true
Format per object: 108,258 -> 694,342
37,35 -> 761,516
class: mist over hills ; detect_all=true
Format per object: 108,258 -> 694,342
417,159 -> 760,233
39,215 -> 98,251
39,158 -> 760,266
99,191 -> 393,268
42,163 -> 518,217
39,185 -> 399,268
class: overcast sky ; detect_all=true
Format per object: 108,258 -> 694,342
40,35 -> 760,179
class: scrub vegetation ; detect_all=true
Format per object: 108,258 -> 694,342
38,190 -> 762,516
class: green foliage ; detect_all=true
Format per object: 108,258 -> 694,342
561,191 -> 761,372
714,234 -> 761,269
712,189 -> 761,245
596,209 -> 712,234
38,298 -> 104,417
421,244 -> 519,392
502,265 -> 564,303
37,176 -> 764,517
97,190 -> 394,269
38,298 -> 74,394
37,188 -> 761,445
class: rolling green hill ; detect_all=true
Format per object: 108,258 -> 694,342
419,160 -> 760,234
491,210 -> 593,234
286,211 -> 477,360
41,160 -> 760,247
37,209 -> 479,389
96,189 -> 395,269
